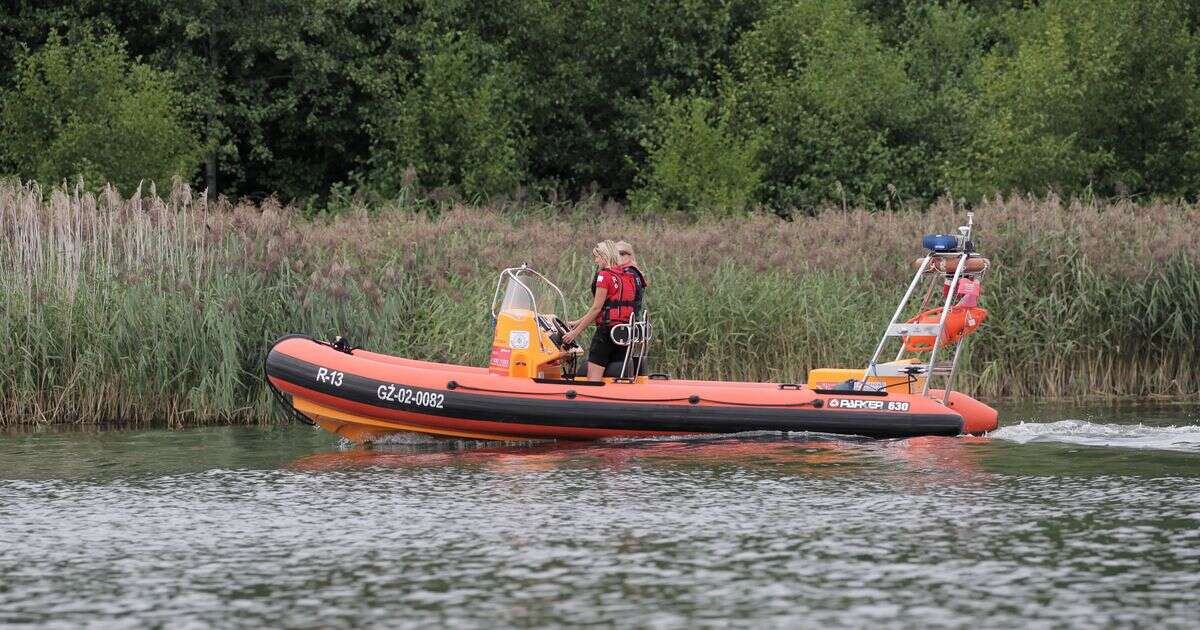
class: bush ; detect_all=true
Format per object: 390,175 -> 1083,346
630,96 -> 762,214
953,0 -> 1200,199
0,31 -> 199,192
365,33 -> 527,200
725,0 -> 925,211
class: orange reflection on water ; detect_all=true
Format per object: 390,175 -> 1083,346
288,433 -> 993,477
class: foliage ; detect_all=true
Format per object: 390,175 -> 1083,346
954,0 -> 1200,199
0,31 -> 199,192
365,32 -> 527,200
898,2 -> 992,197
470,0 -> 755,195
724,0 -> 924,210
4,0 -> 1200,209
630,95 -> 762,214
142,0 -> 416,201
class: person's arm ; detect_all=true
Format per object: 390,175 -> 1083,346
563,286 -> 607,344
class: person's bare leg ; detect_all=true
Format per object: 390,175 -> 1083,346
586,362 -> 606,381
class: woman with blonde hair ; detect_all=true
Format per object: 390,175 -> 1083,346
563,240 -> 639,381
616,240 -> 649,313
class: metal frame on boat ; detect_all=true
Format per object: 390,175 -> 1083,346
864,212 -> 990,404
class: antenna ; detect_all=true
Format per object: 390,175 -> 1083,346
958,211 -> 975,243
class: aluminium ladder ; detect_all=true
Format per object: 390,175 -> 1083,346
862,213 -> 987,404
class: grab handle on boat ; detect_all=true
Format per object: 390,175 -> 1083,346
778,383 -> 802,390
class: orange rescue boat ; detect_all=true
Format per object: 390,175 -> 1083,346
265,215 -> 999,443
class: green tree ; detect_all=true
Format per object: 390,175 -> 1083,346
899,1 -> 995,197
0,31 -> 199,191
0,0 -> 771,203
631,95 -> 762,214
450,0 -> 759,196
954,0 -> 1200,199
366,33 -> 526,199
726,0 -> 924,210
144,0 -> 417,201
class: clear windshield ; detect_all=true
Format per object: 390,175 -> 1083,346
499,268 -> 563,317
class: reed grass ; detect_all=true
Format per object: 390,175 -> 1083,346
2,181 -> 1198,426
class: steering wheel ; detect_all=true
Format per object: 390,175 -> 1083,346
546,315 -> 579,350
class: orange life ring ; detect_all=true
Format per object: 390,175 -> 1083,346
913,256 -> 990,275
903,305 -> 988,352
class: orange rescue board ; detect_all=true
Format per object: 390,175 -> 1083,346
913,256 -> 990,275
903,306 -> 988,352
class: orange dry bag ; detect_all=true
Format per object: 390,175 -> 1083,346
903,305 -> 988,352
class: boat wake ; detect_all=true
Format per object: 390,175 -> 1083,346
991,420 -> 1200,453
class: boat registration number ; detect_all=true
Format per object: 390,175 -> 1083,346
828,398 -> 910,412
377,384 -> 445,409
316,367 -> 345,387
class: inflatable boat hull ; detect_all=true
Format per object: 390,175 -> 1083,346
265,337 -> 997,443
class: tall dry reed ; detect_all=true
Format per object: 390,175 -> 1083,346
2,182 -> 1197,426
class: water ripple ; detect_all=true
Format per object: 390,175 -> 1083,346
1,410 -> 1199,628
993,420 -> 1200,452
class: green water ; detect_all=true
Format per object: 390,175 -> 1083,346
1,403 -> 1198,627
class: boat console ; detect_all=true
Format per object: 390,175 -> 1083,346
488,265 -> 580,380
488,264 -> 652,382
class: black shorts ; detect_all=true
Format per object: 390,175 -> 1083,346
587,326 -> 622,366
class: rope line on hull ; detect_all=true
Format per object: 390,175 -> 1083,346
448,380 -> 822,408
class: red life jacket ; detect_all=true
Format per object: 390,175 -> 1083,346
622,264 -> 646,314
594,266 -> 638,327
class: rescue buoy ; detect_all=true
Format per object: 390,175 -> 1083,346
903,305 -> 988,352
913,256 -> 990,275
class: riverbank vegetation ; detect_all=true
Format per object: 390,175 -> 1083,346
2,181 -> 1198,425
5,0 -> 1200,211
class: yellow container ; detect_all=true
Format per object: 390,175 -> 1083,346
807,361 -> 926,394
